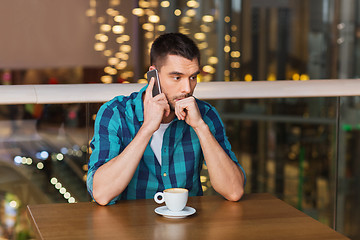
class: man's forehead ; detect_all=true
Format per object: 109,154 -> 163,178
161,55 -> 200,73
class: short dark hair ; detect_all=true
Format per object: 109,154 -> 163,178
150,33 -> 200,70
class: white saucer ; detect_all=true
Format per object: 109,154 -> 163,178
155,206 -> 196,219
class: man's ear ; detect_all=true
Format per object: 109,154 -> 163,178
149,65 -> 156,71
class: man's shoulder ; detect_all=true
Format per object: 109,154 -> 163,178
195,98 -> 224,128
106,91 -> 140,108
195,98 -> 217,114
99,91 -> 140,115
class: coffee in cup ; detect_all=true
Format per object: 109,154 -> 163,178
154,188 -> 188,212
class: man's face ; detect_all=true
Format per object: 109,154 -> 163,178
152,55 -> 200,111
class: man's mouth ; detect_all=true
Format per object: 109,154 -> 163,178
174,94 -> 191,102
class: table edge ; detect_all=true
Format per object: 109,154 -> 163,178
27,205 -> 44,240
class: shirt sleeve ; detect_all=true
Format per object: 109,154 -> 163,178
202,104 -> 247,186
87,102 -> 122,205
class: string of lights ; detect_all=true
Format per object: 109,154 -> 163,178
13,147 -> 85,203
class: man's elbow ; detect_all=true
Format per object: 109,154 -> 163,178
93,189 -> 110,206
226,188 -> 244,202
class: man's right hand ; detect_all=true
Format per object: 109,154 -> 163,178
142,77 -> 170,133
93,77 -> 170,205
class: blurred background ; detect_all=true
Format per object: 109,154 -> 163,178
1,0 -> 360,239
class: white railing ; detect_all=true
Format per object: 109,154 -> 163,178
0,79 -> 359,105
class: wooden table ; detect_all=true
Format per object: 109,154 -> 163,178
27,193 -> 349,240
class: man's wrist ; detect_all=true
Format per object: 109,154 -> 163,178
139,123 -> 156,138
192,120 -> 209,134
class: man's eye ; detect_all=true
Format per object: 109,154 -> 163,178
173,76 -> 181,80
190,76 -> 197,81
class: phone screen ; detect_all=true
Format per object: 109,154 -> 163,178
147,69 -> 161,97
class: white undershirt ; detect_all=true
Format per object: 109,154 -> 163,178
150,123 -> 171,165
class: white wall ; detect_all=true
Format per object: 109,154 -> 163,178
0,0 -> 107,69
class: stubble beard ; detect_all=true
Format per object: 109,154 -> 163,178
165,93 -> 192,111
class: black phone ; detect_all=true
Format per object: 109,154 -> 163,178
147,69 -> 161,97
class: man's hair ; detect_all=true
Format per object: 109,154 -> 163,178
150,33 -> 200,70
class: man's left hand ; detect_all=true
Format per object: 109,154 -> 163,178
174,97 -> 204,128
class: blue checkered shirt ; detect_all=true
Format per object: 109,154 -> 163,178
87,85 -> 246,204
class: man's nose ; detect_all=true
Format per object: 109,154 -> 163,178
181,79 -> 191,94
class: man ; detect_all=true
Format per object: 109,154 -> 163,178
87,33 -> 246,205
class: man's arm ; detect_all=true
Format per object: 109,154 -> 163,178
175,97 -> 245,201
193,122 -> 245,201
92,78 -> 170,205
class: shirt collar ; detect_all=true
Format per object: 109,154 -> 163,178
134,85 -> 147,122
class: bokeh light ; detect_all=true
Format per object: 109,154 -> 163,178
161,1 -> 170,8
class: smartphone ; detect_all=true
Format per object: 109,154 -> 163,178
147,69 -> 161,97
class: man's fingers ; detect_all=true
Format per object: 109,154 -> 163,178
175,102 -> 186,120
175,97 -> 197,121
145,77 -> 155,99
164,103 -> 171,117
174,102 -> 180,119
175,103 -> 181,120
152,92 -> 166,101
152,93 -> 171,117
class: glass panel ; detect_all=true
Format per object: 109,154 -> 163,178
201,98 -> 338,228
0,103 -> 91,239
337,96 -> 360,239
0,97 -> 351,239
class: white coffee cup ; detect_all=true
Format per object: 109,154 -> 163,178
154,188 -> 188,212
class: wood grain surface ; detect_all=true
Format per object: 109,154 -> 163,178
27,193 -> 349,240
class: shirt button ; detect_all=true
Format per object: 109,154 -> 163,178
163,173 -> 167,177
164,148 -> 167,153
